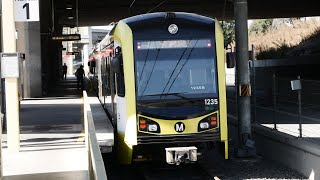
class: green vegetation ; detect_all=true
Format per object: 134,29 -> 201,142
249,19 -> 273,34
220,20 -> 235,48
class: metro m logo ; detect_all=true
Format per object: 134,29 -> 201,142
175,122 -> 185,133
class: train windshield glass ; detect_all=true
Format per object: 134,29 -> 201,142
135,39 -> 218,100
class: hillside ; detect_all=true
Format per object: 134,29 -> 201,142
249,19 -> 320,59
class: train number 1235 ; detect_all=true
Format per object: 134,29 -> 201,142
204,99 -> 218,105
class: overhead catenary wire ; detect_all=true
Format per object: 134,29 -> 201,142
138,46 -> 150,82
128,0 -> 136,16
147,0 -> 167,13
130,0 -> 136,8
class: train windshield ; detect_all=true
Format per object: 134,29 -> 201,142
134,39 -> 218,101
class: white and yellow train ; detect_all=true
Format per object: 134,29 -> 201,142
89,12 -> 229,165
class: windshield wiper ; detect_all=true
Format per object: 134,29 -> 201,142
144,92 -> 186,97
165,40 -> 198,94
139,43 -> 163,100
141,92 -> 200,105
138,45 -> 150,82
160,42 -> 191,95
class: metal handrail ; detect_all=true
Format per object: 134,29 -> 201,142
0,113 -> 3,179
83,91 -> 108,180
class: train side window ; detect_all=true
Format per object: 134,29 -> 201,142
112,52 -> 125,97
106,57 -> 111,96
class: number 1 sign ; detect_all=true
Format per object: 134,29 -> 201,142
14,0 -> 39,22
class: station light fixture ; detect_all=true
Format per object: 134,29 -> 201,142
68,16 -> 74,20
66,3 -> 73,10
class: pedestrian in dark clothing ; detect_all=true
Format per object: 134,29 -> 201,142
75,65 -> 85,90
62,63 -> 68,80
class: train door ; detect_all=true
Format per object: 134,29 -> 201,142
112,45 -> 126,137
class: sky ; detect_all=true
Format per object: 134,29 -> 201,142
248,20 -> 253,28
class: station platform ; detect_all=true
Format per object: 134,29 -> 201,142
1,76 -> 112,180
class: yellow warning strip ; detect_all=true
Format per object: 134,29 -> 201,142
240,84 -> 251,97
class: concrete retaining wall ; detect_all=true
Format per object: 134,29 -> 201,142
228,116 -> 320,180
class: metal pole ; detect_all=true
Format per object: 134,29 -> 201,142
234,48 -> 238,117
273,72 -> 277,130
298,76 -> 302,137
1,0 -> 20,152
234,0 -> 252,153
0,114 -> 3,178
251,44 -> 257,123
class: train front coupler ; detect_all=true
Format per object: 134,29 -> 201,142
165,146 -> 197,165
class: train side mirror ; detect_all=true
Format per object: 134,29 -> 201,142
226,52 -> 235,68
112,54 -> 122,73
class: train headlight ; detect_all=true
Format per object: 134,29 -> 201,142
199,122 -> 209,129
148,124 -> 158,132
198,114 -> 218,132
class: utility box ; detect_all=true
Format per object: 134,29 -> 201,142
0,52 -> 25,99
1,53 -> 24,78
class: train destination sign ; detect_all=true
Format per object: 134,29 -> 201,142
66,52 -> 80,55
51,34 -> 81,41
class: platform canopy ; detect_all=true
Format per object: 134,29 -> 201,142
54,0 -> 320,26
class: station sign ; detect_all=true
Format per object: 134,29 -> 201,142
66,52 -> 80,55
291,79 -> 302,91
51,34 -> 81,41
14,0 -> 40,22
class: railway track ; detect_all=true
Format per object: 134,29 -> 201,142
141,163 -> 212,180
103,144 -> 305,180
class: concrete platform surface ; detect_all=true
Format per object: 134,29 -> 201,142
89,97 -> 114,152
2,98 -> 89,180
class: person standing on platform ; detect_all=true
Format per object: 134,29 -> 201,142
75,65 -> 85,90
62,63 -> 68,80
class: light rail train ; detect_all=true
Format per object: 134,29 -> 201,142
89,12 -> 229,165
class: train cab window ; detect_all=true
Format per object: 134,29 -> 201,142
116,72 -> 125,97
135,39 -> 218,99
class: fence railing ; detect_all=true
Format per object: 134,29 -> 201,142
83,91 -> 108,180
226,71 -> 320,142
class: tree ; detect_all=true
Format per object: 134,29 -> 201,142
220,20 -> 235,48
249,19 -> 273,34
